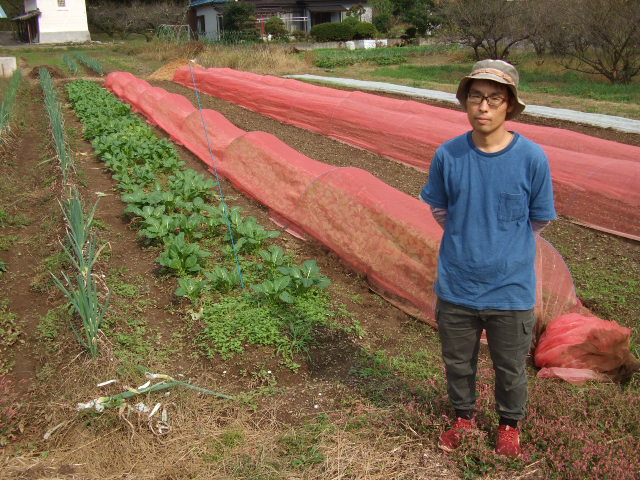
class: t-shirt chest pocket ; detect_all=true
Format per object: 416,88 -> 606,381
498,192 -> 526,221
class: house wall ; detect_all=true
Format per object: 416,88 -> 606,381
32,0 -> 90,43
194,5 -> 221,40
361,5 -> 372,23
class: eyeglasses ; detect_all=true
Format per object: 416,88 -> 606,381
467,92 -> 508,108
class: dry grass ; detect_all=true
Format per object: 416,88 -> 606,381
135,40 -> 312,76
0,356 -> 461,480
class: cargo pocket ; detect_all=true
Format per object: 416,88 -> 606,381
498,192 -> 525,222
522,311 -> 536,341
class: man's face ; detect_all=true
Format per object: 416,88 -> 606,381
465,79 -> 513,136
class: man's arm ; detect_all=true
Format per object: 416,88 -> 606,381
419,194 -> 448,230
531,220 -> 550,236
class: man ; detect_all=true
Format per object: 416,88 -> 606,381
420,60 -> 556,457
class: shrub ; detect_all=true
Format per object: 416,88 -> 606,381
223,2 -> 257,33
374,13 -> 392,34
291,30 -> 309,41
354,22 -> 377,39
265,17 -> 288,39
310,22 -> 354,42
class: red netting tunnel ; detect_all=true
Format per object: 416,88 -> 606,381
103,71 -> 638,383
173,66 -> 640,242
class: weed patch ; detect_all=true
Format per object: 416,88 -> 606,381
0,299 -> 22,374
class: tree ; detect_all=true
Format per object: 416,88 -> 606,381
369,0 -> 439,35
87,1 -> 188,41
396,0 -> 440,35
369,0 -> 394,33
540,0 -> 640,84
439,0 -> 529,60
346,4 -> 366,20
264,17 -> 287,40
222,2 -> 256,33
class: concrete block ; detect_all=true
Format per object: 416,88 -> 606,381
0,57 -> 17,77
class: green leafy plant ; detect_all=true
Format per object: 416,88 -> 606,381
204,266 -> 242,293
158,232 -> 210,276
252,276 -> 294,303
234,216 -> 280,252
40,68 -> 74,183
279,260 -> 331,293
62,54 -> 80,75
0,70 -> 22,136
258,245 -> 287,267
71,52 -> 104,75
175,277 -> 208,305
167,169 -> 217,202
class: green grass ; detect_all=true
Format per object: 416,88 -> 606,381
197,289 -> 341,369
0,234 -> 18,251
370,63 -> 470,84
0,299 -> 21,374
369,63 -> 640,104
311,44 -> 454,69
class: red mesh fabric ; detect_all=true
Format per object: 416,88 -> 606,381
221,131 -> 335,216
535,313 -> 639,382
104,71 -> 137,98
103,71 -> 581,328
102,72 -> 640,381
536,367 -> 610,385
173,67 -> 640,241
180,110 -> 244,166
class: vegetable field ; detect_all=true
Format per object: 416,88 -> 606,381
0,46 -> 639,480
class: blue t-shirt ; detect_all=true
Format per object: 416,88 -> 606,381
420,131 -> 556,310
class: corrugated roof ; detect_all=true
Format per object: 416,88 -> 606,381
189,0 -> 235,6
13,9 -> 41,21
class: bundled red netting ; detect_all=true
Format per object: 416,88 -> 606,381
536,313 -> 639,384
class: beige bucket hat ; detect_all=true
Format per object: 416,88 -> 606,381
456,59 -> 526,120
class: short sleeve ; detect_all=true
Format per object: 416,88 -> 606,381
420,152 -> 448,209
529,153 -> 557,221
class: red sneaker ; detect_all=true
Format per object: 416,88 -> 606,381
438,418 -> 476,452
496,425 -> 521,457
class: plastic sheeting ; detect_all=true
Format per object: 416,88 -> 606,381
103,72 -> 640,383
173,67 -> 640,241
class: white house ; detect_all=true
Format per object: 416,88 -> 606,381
14,0 -> 90,44
188,0 -> 372,42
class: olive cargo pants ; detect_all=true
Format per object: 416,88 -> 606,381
436,298 -> 536,420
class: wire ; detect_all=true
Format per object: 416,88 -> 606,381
188,62 -> 245,289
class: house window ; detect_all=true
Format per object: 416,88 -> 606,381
197,15 -> 205,33
58,0 -> 66,7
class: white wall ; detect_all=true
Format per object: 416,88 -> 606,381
195,5 -> 220,40
34,0 -> 91,43
361,6 -> 373,23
